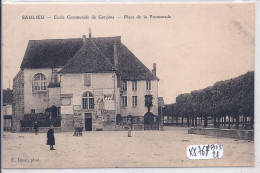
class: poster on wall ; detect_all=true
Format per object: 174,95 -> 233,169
104,94 -> 115,110
60,106 -> 73,115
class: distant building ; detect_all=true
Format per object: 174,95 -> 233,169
13,33 -> 160,132
3,89 -> 13,131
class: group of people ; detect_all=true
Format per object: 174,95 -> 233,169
73,122 -> 83,136
33,118 -> 132,151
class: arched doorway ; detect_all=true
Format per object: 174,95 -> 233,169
144,112 -> 159,130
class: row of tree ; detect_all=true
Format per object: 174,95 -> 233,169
163,71 -> 254,130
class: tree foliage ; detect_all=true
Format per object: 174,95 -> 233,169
163,71 -> 254,129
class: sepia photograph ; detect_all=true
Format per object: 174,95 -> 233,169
1,2 -> 255,170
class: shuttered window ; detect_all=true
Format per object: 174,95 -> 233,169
122,96 -> 127,107
146,80 -> 151,90
132,96 -> 137,107
132,80 -> 137,91
84,73 -> 91,86
121,81 -> 127,91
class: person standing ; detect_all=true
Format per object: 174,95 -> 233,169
34,122 -> 38,135
73,121 -> 79,136
127,119 -> 132,137
47,125 -> 55,150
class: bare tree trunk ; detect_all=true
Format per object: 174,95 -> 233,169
181,116 -> 184,127
204,116 -> 207,128
245,115 -> 247,130
176,115 -> 178,126
214,116 -> 217,128
224,115 -> 226,127
228,114 -> 231,129
236,114 -> 239,129
195,116 -> 197,127
217,116 -> 220,128
241,114 -> 244,129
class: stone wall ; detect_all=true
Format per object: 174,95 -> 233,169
20,127 -> 61,133
61,114 -> 74,132
188,128 -> 254,141
23,68 -> 61,114
13,70 -> 24,132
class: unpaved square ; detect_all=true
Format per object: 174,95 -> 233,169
2,127 -> 254,168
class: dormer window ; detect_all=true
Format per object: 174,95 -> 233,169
32,73 -> 47,92
84,73 -> 91,86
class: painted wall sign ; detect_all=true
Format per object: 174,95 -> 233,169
96,96 -> 104,110
61,98 -> 71,106
61,106 -> 73,114
104,94 -> 115,110
104,94 -> 114,100
61,93 -> 73,98
187,144 -> 223,160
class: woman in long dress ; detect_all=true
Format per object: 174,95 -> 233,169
46,125 -> 55,150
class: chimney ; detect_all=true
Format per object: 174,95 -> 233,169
113,43 -> 119,70
89,28 -> 92,38
82,35 -> 87,45
152,63 -> 156,76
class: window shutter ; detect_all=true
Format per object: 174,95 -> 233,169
84,73 -> 91,86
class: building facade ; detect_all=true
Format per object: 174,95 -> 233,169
13,34 -> 160,132
3,89 -> 13,131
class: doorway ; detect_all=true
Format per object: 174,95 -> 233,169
85,113 -> 92,131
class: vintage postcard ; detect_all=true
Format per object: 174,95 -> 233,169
1,2 -> 255,169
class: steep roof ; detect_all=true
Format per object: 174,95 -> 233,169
21,36 -> 158,80
117,43 -> 157,80
3,89 -> 13,105
59,39 -> 114,73
21,38 -> 83,68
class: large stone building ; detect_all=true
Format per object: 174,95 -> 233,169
13,33 -> 160,132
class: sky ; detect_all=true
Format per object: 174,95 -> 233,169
2,3 -> 254,104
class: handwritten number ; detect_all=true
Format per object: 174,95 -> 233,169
188,144 -> 222,159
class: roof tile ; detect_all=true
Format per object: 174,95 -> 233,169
21,36 -> 158,80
